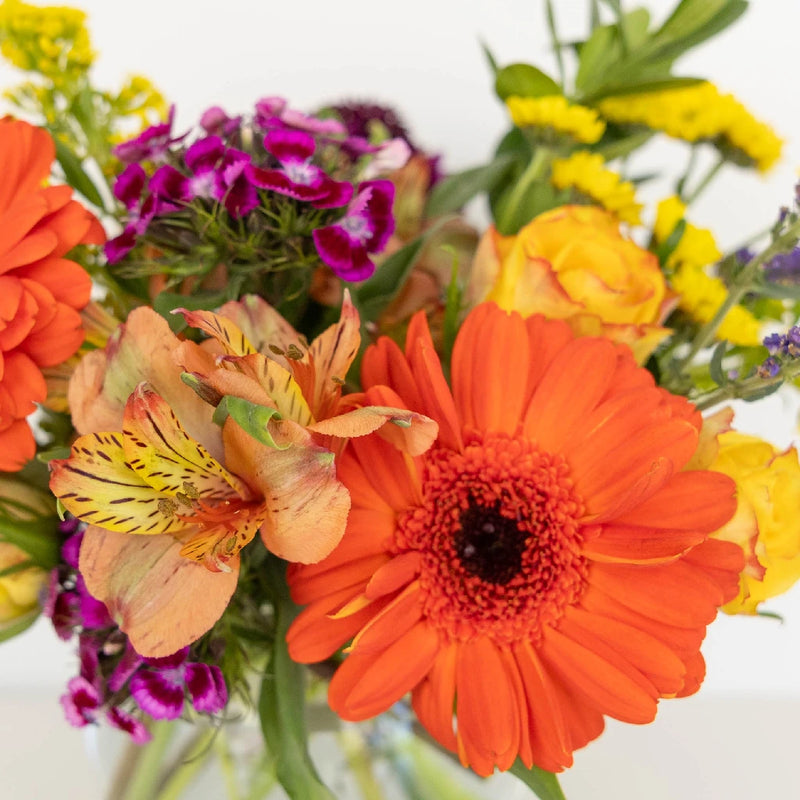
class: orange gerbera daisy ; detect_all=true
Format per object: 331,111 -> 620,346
286,302 -> 745,776
0,118 -> 104,471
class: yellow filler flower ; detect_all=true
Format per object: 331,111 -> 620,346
507,95 -> 605,144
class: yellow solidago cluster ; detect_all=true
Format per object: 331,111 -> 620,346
655,196 -> 761,346
506,95 -> 605,144
113,74 -> 168,128
550,151 -> 642,225
599,82 -> 782,172
0,0 -> 93,85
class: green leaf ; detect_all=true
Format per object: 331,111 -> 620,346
653,218 -> 687,268
258,558 -> 335,800
0,609 -> 39,644
354,216 -> 454,321
480,40 -> 499,77
574,22 -> 617,94
709,340 -> 729,386
495,63 -> 561,101
583,74 -> 704,103
0,517 -> 59,569
632,0 -> 748,68
425,154 -> 516,217
743,379 -> 783,402
52,137 -> 106,210
220,397 -> 288,449
594,129 -> 654,161
509,759 -> 567,800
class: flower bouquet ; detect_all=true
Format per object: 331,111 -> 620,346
2,0 -> 800,798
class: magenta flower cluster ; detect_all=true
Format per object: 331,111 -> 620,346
106,97 -> 407,282
46,521 -> 227,742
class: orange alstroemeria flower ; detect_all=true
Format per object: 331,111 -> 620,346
286,302 -> 744,776
49,295 -> 436,657
0,118 -> 105,470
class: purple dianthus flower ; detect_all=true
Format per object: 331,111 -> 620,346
312,179 -> 395,281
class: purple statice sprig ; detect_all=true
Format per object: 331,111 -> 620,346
758,326 -> 800,377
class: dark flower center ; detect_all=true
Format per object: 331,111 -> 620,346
456,500 -> 528,585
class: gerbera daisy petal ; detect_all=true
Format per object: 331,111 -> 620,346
411,640 -> 458,751
287,301 -> 740,774
455,638 -> 519,775
513,640 -> 573,772
329,621 -> 439,719
540,624 -> 658,724
524,337 -> 618,452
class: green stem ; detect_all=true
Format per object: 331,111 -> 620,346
675,146 -> 698,198
675,217 -> 800,371
495,146 -> 552,234
213,728 -> 242,800
156,728 -> 218,800
340,728 -> 387,800
545,0 -> 566,91
694,357 -> 800,411
682,153 -> 725,205
115,721 -> 176,800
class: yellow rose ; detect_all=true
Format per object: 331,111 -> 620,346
698,415 -> 800,614
0,541 -> 45,626
468,205 -> 673,363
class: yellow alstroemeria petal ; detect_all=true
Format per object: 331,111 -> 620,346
178,501 -> 267,573
123,383 -> 254,501
49,432 -> 193,535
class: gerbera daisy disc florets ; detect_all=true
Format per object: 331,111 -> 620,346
286,302 -> 744,776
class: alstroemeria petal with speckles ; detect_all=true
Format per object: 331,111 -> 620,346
123,383 -> 253,501
175,307 -> 258,357
49,432 -> 193,536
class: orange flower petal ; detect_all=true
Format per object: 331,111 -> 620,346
411,640 -> 458,751
455,637 -> 520,776
79,525 -> 239,657
329,621 -> 439,718
0,417 -> 36,471
350,580 -> 424,654
540,624 -> 658,724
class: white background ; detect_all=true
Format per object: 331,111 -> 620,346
2,1 -> 800,798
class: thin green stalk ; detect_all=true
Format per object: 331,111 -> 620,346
545,0 -> 567,91
675,145 -> 698,198
682,153 -> 725,205
675,217 -> 800,371
495,146 -> 552,233
214,727 -> 242,800
694,357 -> 800,411
115,721 -> 177,800
155,728 -> 218,800
340,728 -> 387,800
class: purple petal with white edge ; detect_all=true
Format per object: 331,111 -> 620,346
185,663 -> 228,714
361,138 -> 412,179
313,225 -> 375,281
224,178 -> 259,219
113,164 -> 147,209
149,165 -> 192,203
104,227 -> 138,263
255,96 -> 287,122
245,165 -> 328,201
311,177 -> 354,209
107,708 -> 151,743
108,643 -> 144,692
280,109 -> 346,135
61,676 -> 100,726
144,647 -> 189,670
359,180 -> 395,251
130,669 -> 186,720
265,128 -> 316,163
185,136 -> 225,174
